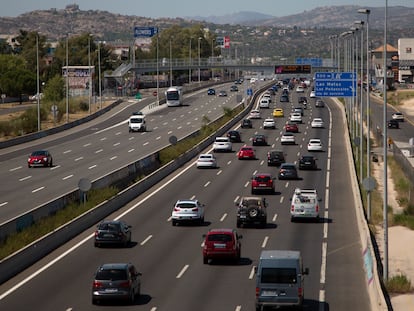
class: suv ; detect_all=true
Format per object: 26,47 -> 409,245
290,188 -> 320,222
92,263 -> 142,305
202,228 -> 242,264
267,150 -> 285,166
236,196 -> 268,228
213,136 -> 232,152
171,199 -> 205,226
298,155 -> 317,170
251,173 -> 275,194
241,118 -> 253,128
388,119 -> 399,129
94,220 -> 132,247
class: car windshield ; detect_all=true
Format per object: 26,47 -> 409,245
241,198 -> 262,206
96,269 -> 127,281
207,234 -> 232,242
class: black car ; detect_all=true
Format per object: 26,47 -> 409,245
298,155 -> 318,170
227,130 -> 242,143
218,90 -> 228,97
278,163 -> 299,180
241,119 -> 253,128
280,94 -> 289,102
92,263 -> 141,304
298,96 -> 307,104
94,220 -> 132,247
388,119 -> 399,129
230,85 -> 239,92
236,196 -> 267,228
315,99 -> 325,107
267,150 -> 285,166
207,88 -> 216,95
252,134 -> 268,146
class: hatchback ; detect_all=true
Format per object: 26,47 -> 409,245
213,136 -> 232,152
171,199 -> 205,226
392,112 -> 404,122
273,108 -> 284,117
230,85 -> 239,92
237,146 -> 256,160
207,88 -> 216,95
28,150 -> 53,168
252,134 -> 268,146
278,163 -> 299,180
227,130 -> 242,143
281,132 -> 296,145
289,112 -> 302,123
94,220 -> 132,247
196,154 -> 217,168
249,109 -> 261,119
315,99 -> 325,107
280,95 -> 289,102
307,138 -> 323,151
241,118 -> 253,128
298,155 -> 317,170
251,173 -> 276,194
311,118 -> 324,128
263,118 -> 276,129
92,263 -> 141,305
202,229 -> 242,264
388,119 -> 399,129
284,122 -> 299,133
218,90 -> 227,97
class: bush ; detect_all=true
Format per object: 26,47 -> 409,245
386,274 -> 413,294
79,101 -> 89,111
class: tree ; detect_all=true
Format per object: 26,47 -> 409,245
43,75 -> 64,102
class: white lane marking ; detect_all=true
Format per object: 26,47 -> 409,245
100,137 -> 107,141
227,160 -> 232,165
285,182 -> 289,188
323,213 -> 329,239
129,136 -> 135,140
63,150 -> 71,154
150,307 -> 157,311
217,170 -> 222,175
143,142 -> 149,146
83,143 -> 91,147
115,131 -> 122,136
249,266 -> 256,279
261,236 -> 269,248
50,165 -> 60,170
244,181 -> 249,188
32,187 -> 44,193
190,195 -> 196,200
167,131 -> 172,134
260,160 -> 264,165
235,306 -> 242,311
320,242 -> 327,284
204,181 -> 211,187
95,149 -> 103,154
156,136 -> 161,140
280,196 -> 284,204
75,157 -> 83,161
253,170 -> 257,175
272,214 -> 278,222
140,235 -> 152,246
19,176 -> 32,181
220,213 -> 227,222
110,156 -> 117,161
128,149 -> 135,153
88,165 -> 97,170
10,166 -> 22,172
176,265 -> 189,278
234,196 -> 240,204
62,175 -> 73,180
0,202 -> 8,207
113,142 -> 120,147
177,126 -> 182,130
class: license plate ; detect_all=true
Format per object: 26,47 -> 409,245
105,288 -> 118,293
214,243 -> 226,248
103,234 -> 114,238
262,290 -> 277,296
239,215 -> 246,219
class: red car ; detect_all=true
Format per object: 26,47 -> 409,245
251,173 -> 276,194
202,228 -> 242,264
237,146 -> 256,160
284,122 -> 299,133
28,150 -> 53,168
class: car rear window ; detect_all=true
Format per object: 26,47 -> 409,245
176,202 -> 196,209
261,268 -> 297,284
98,223 -> 121,231
207,234 -> 232,242
96,269 -> 127,281
255,176 -> 271,182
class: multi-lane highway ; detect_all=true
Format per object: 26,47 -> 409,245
0,83 -> 244,223
0,84 -> 372,310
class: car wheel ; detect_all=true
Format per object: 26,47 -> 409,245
49,159 -> 53,167
94,242 -> 100,247
236,220 -> 241,228
291,216 -> 295,222
172,220 -> 177,226
248,207 -> 259,218
129,290 -> 135,304
203,257 -> 208,264
28,164 -> 31,168
92,298 -> 98,305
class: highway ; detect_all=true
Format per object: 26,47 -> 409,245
0,83 -> 243,223
0,85 -> 372,310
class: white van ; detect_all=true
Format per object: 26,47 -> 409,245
290,188 -> 320,222
128,113 -> 146,132
255,250 -> 309,310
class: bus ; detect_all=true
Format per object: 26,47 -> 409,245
165,86 -> 182,107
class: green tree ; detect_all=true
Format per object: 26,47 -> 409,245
43,75 -> 64,102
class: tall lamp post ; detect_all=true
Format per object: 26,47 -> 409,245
211,38 -> 215,80
169,37 -> 173,87
189,37 -> 192,84
66,35 -> 69,123
198,37 -> 202,84
97,41 -> 102,109
36,34 -> 40,132
358,8 -> 371,221
88,34 -> 92,114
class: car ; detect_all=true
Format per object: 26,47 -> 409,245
293,106 -> 304,116
388,119 -> 400,129
27,150 -> 53,168
259,98 -> 270,108
281,132 -> 296,145
310,90 -> 316,98
30,93 -> 43,100
298,155 -> 318,170
251,173 -> 276,194
230,85 -> 239,92
267,150 -> 285,166
128,113 -> 146,132
290,188 -> 320,222
266,88 -> 276,95
298,96 -> 307,104
213,136 -> 232,152
311,118 -> 324,128
289,112 -> 302,123
284,122 -> 299,133
92,263 -> 142,305
218,90 -> 227,97
237,146 -> 256,160
171,199 -> 205,226
236,196 -> 267,228
392,112 -> 404,122
262,93 -> 272,102
315,98 -> 325,107
241,118 -> 253,128
307,138 -> 323,151
235,79 -> 243,84
280,94 -> 289,102
207,88 -> 216,95
273,108 -> 284,117
252,134 -> 268,146
296,86 -> 304,93
263,118 -> 276,129
202,229 -> 242,264
227,130 -> 242,143
278,163 -> 299,180
249,109 -> 261,119
94,220 -> 132,247
196,154 -> 217,168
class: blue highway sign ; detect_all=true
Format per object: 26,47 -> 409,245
134,26 -> 158,38
315,71 -> 357,97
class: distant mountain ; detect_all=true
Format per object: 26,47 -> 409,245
187,11 -> 274,25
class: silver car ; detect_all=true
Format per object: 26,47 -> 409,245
171,199 -> 205,226
196,154 -> 217,168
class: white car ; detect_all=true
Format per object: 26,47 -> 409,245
307,138 -> 323,151
311,118 -> 324,128
281,132 -> 296,145
196,154 -> 217,168
259,98 -> 270,108
296,86 -> 304,93
213,137 -> 232,152
289,112 -> 302,123
310,90 -> 316,98
392,112 -> 404,122
263,118 -> 276,129
249,109 -> 261,119
171,199 -> 205,226
290,188 -> 320,222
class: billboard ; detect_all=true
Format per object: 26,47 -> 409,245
274,65 -> 311,74
62,66 -> 94,94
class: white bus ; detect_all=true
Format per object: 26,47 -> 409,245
165,86 -> 182,107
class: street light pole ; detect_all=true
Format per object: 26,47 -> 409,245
169,38 -> 173,87
211,38 -> 215,80
66,35 -> 69,123
358,8 -> 371,221
36,34 -> 41,132
198,37 -> 202,84
97,41 -> 102,109
189,37 -> 192,84
88,35 -> 92,114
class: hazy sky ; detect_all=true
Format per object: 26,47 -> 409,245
2,0 -> 413,18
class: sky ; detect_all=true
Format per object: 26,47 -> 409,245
1,0 -> 414,18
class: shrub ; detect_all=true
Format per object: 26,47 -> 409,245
386,274 -> 413,294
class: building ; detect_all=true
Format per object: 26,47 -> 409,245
398,38 -> 414,83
